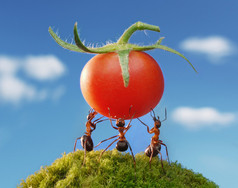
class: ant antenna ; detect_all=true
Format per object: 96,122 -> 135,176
161,108 -> 167,122
150,108 -> 156,121
128,111 -> 135,125
129,105 -> 133,118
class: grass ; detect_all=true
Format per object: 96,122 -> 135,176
18,149 -> 218,188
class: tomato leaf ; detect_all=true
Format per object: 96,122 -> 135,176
117,50 -> 131,87
74,23 -> 96,53
49,25 -> 117,54
74,23 -> 123,54
48,27 -> 85,52
156,37 -> 165,45
153,44 -> 198,73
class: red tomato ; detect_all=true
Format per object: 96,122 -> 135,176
80,51 -> 164,119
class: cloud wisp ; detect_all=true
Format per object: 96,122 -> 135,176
172,107 -> 236,130
180,36 -> 236,62
24,55 -> 65,81
0,55 -> 66,105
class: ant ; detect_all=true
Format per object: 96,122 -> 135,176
94,108 -> 136,170
138,108 -> 170,169
74,108 -> 108,165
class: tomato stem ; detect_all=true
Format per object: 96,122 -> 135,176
117,22 -> 160,44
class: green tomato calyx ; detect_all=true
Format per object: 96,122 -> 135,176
49,21 -> 197,87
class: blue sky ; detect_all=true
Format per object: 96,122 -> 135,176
0,0 -> 238,187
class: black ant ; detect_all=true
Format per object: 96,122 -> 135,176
74,108 -> 108,165
94,108 -> 136,170
138,108 -> 170,169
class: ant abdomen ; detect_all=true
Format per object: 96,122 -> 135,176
116,140 -> 128,152
145,143 -> 161,157
81,135 -> 94,151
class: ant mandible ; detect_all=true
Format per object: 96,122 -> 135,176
138,108 -> 170,168
74,108 -> 108,165
94,107 -> 136,170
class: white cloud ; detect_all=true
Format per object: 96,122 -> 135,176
0,55 -> 66,105
0,75 -> 36,103
172,107 -> 236,129
0,56 -> 19,75
24,55 -> 66,81
180,36 -> 235,61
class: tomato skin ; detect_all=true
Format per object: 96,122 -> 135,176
80,51 -> 164,119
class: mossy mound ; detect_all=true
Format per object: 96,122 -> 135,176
18,149 -> 217,188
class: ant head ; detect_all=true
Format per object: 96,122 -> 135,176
154,116 -> 161,128
152,115 -> 160,122
150,109 -> 161,128
87,114 -> 94,120
154,120 -> 161,128
116,118 -> 125,127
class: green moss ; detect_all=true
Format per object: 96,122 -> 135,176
18,150 -> 217,188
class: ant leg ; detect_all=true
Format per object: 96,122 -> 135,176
74,137 -> 81,152
88,108 -> 97,117
160,142 -> 170,165
129,105 -> 133,114
92,118 -> 110,131
91,118 -> 110,132
128,105 -> 135,118
149,145 -> 154,169
127,140 -> 136,172
94,118 -> 110,124
93,116 -> 104,123
161,108 -> 167,122
137,118 -> 150,133
109,118 -> 118,130
125,124 -> 132,134
108,107 -> 112,117
107,107 -> 118,130
157,149 -> 164,169
94,135 -> 119,148
125,112 -> 135,129
82,138 -> 87,166
99,138 -> 119,162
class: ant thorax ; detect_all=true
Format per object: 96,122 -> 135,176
151,128 -> 160,141
85,122 -> 95,135
118,127 -> 125,138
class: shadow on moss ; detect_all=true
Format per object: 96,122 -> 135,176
18,149 -> 217,188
